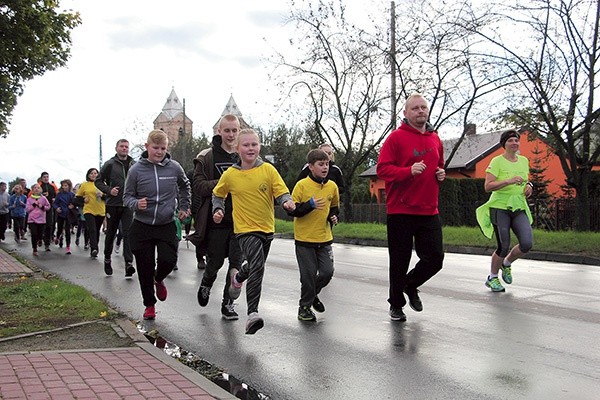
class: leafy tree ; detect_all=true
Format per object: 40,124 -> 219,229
468,0 -> 600,230
1,0 -> 81,137
169,133 -> 210,173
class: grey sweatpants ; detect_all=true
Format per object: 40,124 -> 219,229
295,244 -> 334,307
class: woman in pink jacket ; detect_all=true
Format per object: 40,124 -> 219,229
26,183 -> 51,256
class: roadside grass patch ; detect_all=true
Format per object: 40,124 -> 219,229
0,277 -> 113,338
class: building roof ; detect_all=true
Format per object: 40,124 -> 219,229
359,128 -> 513,178
160,87 -> 183,120
443,129 -> 506,170
212,94 -> 251,133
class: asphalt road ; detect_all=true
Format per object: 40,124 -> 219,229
3,234 -> 599,400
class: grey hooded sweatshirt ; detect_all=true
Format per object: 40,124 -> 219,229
123,151 -> 190,226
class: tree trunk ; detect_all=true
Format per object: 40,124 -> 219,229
575,170 -> 592,231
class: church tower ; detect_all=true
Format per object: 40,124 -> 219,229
153,88 -> 193,144
212,94 -> 251,135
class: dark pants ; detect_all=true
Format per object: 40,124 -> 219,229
12,217 -> 25,240
84,214 -> 104,254
387,214 -> 444,309
104,206 -> 133,263
200,227 -> 243,301
55,216 -> 71,246
29,223 -> 45,251
130,220 -> 179,307
0,213 -> 7,240
43,209 -> 55,246
491,208 -> 533,257
236,233 -> 273,315
295,244 -> 334,307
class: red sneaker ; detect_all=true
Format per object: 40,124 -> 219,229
155,280 -> 167,301
143,306 -> 156,320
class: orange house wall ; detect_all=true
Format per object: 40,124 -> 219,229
368,131 -> 596,203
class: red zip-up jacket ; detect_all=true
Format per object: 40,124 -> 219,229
377,120 -> 444,215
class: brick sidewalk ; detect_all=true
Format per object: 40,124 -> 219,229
0,248 -> 33,276
0,347 -> 229,399
0,247 -> 235,400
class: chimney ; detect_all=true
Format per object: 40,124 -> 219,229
465,123 -> 476,136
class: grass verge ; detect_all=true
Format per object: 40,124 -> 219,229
275,219 -> 599,256
0,276 -> 114,338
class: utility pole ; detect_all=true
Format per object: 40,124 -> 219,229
99,134 -> 103,170
390,1 -> 397,128
182,98 -> 187,169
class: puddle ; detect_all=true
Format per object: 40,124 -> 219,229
138,323 -> 270,400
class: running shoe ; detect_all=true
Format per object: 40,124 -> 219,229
389,307 -> 406,321
155,280 -> 167,301
197,286 -> 211,307
245,312 -> 264,334
228,268 -> 243,300
143,306 -> 156,320
485,276 -> 506,292
312,296 -> 325,313
221,299 -> 239,320
404,287 -> 423,312
500,265 -> 513,284
298,306 -> 317,321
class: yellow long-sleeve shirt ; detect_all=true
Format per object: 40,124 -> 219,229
292,177 -> 339,244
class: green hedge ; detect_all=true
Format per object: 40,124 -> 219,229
439,177 -> 487,226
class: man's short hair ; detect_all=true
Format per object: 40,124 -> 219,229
403,92 -> 427,110
307,149 -> 329,164
116,139 -> 129,147
218,114 -> 240,129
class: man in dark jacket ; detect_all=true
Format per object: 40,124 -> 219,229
96,139 -> 135,277
191,114 -> 243,320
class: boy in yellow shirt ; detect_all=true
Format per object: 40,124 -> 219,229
212,128 -> 295,334
289,149 -> 339,321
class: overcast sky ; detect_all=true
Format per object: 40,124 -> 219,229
1,0 -> 317,184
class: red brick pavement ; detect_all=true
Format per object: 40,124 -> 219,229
0,248 -> 32,275
0,348 -> 220,400
0,247 -> 235,400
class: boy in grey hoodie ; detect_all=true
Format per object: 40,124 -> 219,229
123,130 -> 191,320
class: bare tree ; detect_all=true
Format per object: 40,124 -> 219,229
389,0 -> 519,167
467,0 -> 600,230
270,0 -> 392,220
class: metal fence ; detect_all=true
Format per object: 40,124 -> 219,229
275,198 -> 600,231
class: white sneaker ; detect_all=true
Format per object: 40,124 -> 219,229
245,312 -> 264,335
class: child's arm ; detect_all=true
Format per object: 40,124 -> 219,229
287,197 -> 325,217
275,193 -> 295,212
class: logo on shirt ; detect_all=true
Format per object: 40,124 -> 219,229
259,183 -> 268,192
413,147 -> 434,157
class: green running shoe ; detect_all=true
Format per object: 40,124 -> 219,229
485,276 -> 506,292
500,265 -> 513,284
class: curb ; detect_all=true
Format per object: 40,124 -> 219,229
274,233 -> 600,266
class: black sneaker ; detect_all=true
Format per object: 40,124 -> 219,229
197,256 -> 206,270
103,259 -> 113,276
389,307 -> 406,322
221,299 -> 239,320
125,262 -> 135,278
197,286 -> 211,307
312,296 -> 325,313
404,287 -> 423,312
91,249 -> 98,258
298,306 -> 317,321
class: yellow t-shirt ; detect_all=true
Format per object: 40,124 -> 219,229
76,181 -> 106,216
292,177 -> 339,243
213,163 -> 290,234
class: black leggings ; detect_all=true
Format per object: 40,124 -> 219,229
490,208 -> 533,257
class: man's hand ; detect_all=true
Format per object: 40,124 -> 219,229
435,167 -> 446,181
329,215 -> 338,225
411,160 -> 426,176
110,186 -> 120,196
178,209 -> 190,221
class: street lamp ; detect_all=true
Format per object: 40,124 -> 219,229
178,126 -> 186,168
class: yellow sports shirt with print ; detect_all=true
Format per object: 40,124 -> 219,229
213,163 -> 289,234
292,177 -> 339,243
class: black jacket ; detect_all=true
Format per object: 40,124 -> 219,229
96,154 -> 135,207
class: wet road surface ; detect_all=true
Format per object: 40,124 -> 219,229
3,236 -> 599,399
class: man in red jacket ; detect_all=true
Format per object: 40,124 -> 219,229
377,93 -> 446,322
